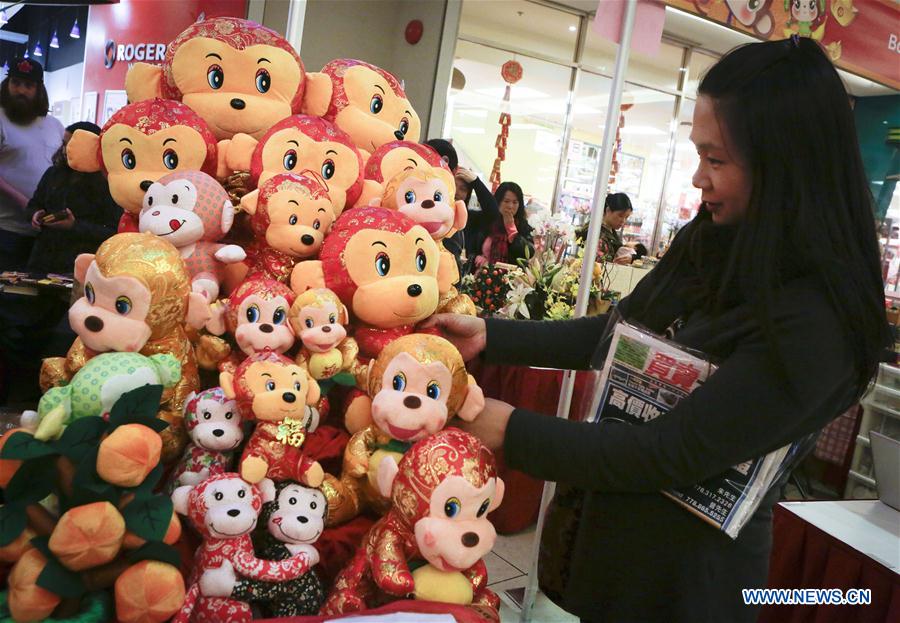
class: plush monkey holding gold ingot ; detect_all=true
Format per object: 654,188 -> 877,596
288,288 -> 362,385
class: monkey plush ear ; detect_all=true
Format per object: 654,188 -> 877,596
451,199 -> 468,234
239,190 -> 260,216
186,292 -> 212,330
376,455 -> 400,499
74,254 -> 95,284
353,180 -> 384,210
125,62 -> 164,102
437,252 -> 458,295
171,485 -> 193,516
257,478 -> 276,504
339,304 -> 350,325
220,371 -> 236,400
301,72 -> 333,117
367,197 -> 382,208
205,301 -> 228,336
489,477 -> 505,512
305,374 -> 321,406
67,130 -> 102,173
456,375 -> 485,422
220,200 -> 235,235
290,261 -> 325,295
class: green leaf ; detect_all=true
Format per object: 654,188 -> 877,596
121,495 -> 173,542
108,385 -> 163,429
128,463 -> 164,497
5,458 -> 55,504
54,416 -> 107,461
332,371 -> 357,387
37,556 -> 86,599
70,450 -> 119,507
126,541 -> 181,568
0,431 -> 58,460
0,503 -> 26,547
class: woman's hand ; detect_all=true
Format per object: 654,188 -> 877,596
45,209 -> 75,230
31,210 -> 45,230
417,313 -> 486,362
455,167 -> 477,184
455,397 -> 514,451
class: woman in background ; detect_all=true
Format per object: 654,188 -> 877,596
576,192 -> 634,264
473,181 -> 534,268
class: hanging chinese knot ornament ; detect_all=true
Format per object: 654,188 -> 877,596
490,59 -> 523,192
608,103 -> 633,188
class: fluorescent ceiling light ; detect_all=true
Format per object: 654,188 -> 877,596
619,125 -> 666,136
454,126 -> 485,134
458,108 -> 487,118
510,123 -> 548,131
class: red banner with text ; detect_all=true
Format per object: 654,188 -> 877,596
665,0 -> 900,90
82,0 -> 247,124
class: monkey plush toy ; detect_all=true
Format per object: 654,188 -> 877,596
66,99 -> 218,233
139,170 -> 245,302
171,473 -> 314,623
356,140 -> 448,208
238,173 -> 335,284
321,334 -> 485,526
301,59 -> 421,158
288,287 -> 360,384
321,428 -> 502,620
40,233 -> 210,460
220,351 -> 324,487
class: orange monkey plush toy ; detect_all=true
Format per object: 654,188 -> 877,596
239,173 -> 335,284
288,287 -> 361,383
301,59 -> 421,158
67,99 -> 218,233
355,140 -> 448,208
125,17 -> 306,141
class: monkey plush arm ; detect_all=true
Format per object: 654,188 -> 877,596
339,336 -> 360,370
463,559 -> 501,610
370,523 -> 415,596
232,541 -> 311,581
343,424 -> 381,477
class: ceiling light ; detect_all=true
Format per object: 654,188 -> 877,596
568,25 -> 577,32
619,125 -> 666,136
453,126 -> 485,135
50,31 -> 60,49
69,19 -> 80,39
33,41 -> 43,57
0,10 -> 7,26
23,47 -> 28,59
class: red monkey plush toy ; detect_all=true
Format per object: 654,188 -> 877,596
322,428 -> 503,620
356,140 -> 448,208
66,99 -> 218,233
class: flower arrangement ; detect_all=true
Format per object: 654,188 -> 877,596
458,266 -> 512,317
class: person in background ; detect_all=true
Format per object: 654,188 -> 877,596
473,181 -> 534,268
0,58 -> 64,270
423,38 -> 888,622
425,138 -> 499,273
576,192 -> 634,264
27,122 -> 119,274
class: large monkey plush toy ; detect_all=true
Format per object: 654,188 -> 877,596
356,140 -> 448,208
322,428 -> 503,620
125,17 -> 306,141
40,233 -> 210,460
301,59 -> 421,158
321,334 -> 484,526
66,99 -> 218,233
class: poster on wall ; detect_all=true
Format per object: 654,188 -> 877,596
101,90 -> 127,125
664,0 -> 900,90
81,91 -> 98,124
69,97 -> 82,125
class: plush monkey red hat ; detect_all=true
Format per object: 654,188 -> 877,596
228,350 -> 296,416
363,140 -> 448,184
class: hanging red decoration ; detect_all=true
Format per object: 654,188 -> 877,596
608,103 -> 633,188
490,59 -> 523,193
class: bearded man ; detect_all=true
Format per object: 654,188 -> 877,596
0,58 -> 63,269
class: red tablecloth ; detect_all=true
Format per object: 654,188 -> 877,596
260,600 -> 492,623
469,361 -> 594,534
760,502 -> 900,623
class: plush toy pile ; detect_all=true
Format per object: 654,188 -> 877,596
0,16 -> 507,623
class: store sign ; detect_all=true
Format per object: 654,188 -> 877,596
104,41 -> 168,69
665,0 -> 900,89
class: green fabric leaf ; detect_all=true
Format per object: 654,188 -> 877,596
70,450 -> 119,507
377,439 -> 412,454
121,495 -> 173,542
108,385 -> 163,429
53,416 -> 107,462
128,463 -> 164,497
0,503 -> 26,547
331,371 -> 357,387
0,431 -> 58,460
37,556 -> 86,599
126,541 -> 181,569
5,457 -> 55,504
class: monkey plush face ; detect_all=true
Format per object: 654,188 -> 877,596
265,482 -> 326,545
363,141 -> 446,185
371,352 -> 453,442
251,116 -> 363,214
288,289 -> 348,354
382,168 -> 466,241
225,280 -> 295,357
172,472 -> 274,540
184,388 -> 243,453
140,171 -> 234,249
222,352 -> 320,423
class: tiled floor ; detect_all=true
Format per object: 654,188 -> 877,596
487,528 -> 578,623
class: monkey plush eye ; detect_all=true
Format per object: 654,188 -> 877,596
444,497 -> 461,518
237,489 -> 246,498
370,94 -> 383,114
375,252 -> 390,276
304,318 -> 314,329
289,214 -> 298,226
392,372 -> 406,391
294,381 -> 302,391
328,314 -> 336,324
415,248 -> 427,272
207,64 -> 224,89
283,149 -> 297,171
313,219 -> 321,230
214,491 -> 223,501
246,304 -> 260,323
225,412 -> 233,420
404,190 -> 416,204
171,194 -> 179,205
121,149 -> 136,170
426,381 -> 441,400
321,159 -> 335,180
477,498 -> 491,518
289,497 -> 297,505
115,296 -> 132,315
434,190 -> 443,202
203,411 -> 211,420
163,149 -> 178,170
398,118 -> 410,137
310,500 -> 318,510
273,307 -> 286,325
85,283 -> 95,304
266,380 -> 276,391
255,68 -> 271,93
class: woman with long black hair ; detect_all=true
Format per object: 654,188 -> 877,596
424,38 -> 888,622
472,180 -> 534,268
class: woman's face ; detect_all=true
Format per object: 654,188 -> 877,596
690,95 -> 752,226
604,208 -> 631,230
500,191 -> 519,219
